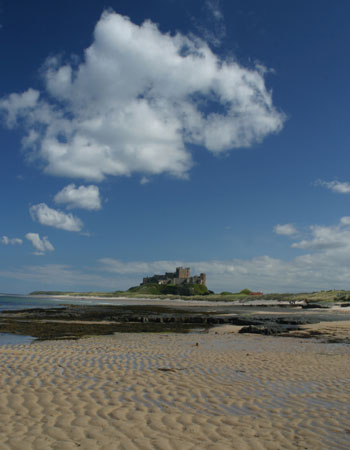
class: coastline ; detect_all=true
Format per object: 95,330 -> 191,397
28,293 -> 350,309
29,293 -> 240,306
2,295 -> 350,342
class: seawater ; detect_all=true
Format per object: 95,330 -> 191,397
0,333 -> 35,345
0,293 -> 111,312
0,294 -> 63,312
0,294 -> 94,345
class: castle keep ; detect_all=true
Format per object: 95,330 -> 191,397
142,267 -> 206,286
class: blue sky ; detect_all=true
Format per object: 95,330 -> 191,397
1,0 -> 350,294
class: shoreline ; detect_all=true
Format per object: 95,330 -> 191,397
1,299 -> 350,342
28,293 -> 350,309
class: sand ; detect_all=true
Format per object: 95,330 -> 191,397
31,294 -> 307,307
0,331 -> 349,450
288,320 -> 350,341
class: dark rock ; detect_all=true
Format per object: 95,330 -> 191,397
239,325 -> 290,335
228,317 -> 264,326
302,303 -> 329,309
275,317 -> 312,325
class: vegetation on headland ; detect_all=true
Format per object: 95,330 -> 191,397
30,283 -> 211,298
127,283 -> 211,296
29,287 -> 350,303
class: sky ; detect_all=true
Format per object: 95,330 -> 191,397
1,0 -> 350,294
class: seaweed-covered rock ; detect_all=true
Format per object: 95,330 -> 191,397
275,317 -> 312,325
239,325 -> 288,335
302,303 -> 329,309
228,317 -> 264,326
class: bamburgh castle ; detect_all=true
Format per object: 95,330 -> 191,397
142,267 -> 206,286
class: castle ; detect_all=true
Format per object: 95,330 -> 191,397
141,267 -> 206,286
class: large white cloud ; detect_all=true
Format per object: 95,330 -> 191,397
30,203 -> 83,231
25,233 -> 54,255
0,11 -> 284,181
54,184 -> 101,210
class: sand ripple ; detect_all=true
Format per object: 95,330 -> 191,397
0,333 -> 349,449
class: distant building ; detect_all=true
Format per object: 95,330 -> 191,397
142,267 -> 206,286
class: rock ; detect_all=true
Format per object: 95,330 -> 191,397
239,325 -> 288,335
275,317 -> 312,325
301,303 -> 329,309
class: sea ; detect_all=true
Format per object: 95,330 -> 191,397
0,293 -> 101,345
0,293 -> 98,312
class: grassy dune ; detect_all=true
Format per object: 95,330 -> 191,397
29,288 -> 350,303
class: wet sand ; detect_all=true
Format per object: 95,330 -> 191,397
288,320 -> 350,341
0,329 -> 349,449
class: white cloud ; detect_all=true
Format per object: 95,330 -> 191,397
316,179 -> 350,194
340,216 -> 350,225
97,250 -> 350,293
99,257 -> 287,284
98,216 -> 350,292
0,11 -> 284,182
3,214 -> 350,290
0,264 -> 118,289
99,258 -> 184,275
200,0 -> 226,47
30,203 -> 83,231
0,88 -> 40,128
25,233 -> 54,255
291,217 -> 350,251
140,176 -> 150,185
273,224 -> 298,236
54,184 -> 101,210
206,0 -> 224,21
1,236 -> 23,245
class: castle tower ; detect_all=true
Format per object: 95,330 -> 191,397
176,267 -> 190,279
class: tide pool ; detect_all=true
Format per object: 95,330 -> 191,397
0,333 -> 35,345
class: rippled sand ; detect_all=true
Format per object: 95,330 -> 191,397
0,331 -> 349,449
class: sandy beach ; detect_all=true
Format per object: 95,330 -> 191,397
27,294 -> 311,307
0,328 -> 349,450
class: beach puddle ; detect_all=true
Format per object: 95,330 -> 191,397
0,333 -> 35,346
